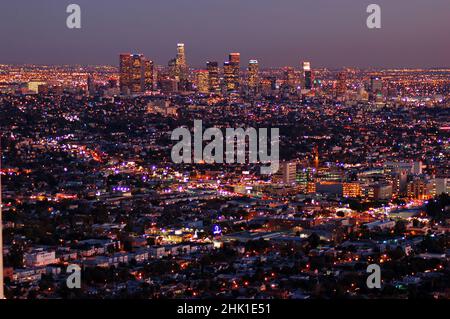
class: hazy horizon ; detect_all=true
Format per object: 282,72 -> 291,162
1,0 -> 449,68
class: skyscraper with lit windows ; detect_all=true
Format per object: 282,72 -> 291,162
120,53 -> 145,94
176,43 -> 188,82
224,53 -> 241,92
229,52 -> 240,63
230,53 -> 241,89
206,61 -> 220,94
194,70 -> 209,94
303,61 -> 313,90
144,59 -> 154,91
224,61 -> 235,92
247,59 -> 259,95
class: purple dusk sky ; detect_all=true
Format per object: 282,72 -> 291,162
0,0 -> 449,68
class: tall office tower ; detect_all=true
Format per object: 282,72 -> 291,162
144,59 -> 154,91
336,71 -> 347,97
303,61 -> 313,90
247,60 -> 260,95
206,61 -> 220,94
224,61 -> 236,92
370,76 -> 383,93
120,53 -> 145,94
229,52 -> 240,64
194,70 -> 209,94
229,53 -> 241,90
0,138 -> 4,299
176,43 -> 189,81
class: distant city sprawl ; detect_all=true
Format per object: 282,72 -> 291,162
0,43 -> 449,300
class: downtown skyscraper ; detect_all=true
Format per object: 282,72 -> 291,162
206,61 -> 220,94
224,53 -> 240,92
144,59 -> 155,91
120,54 -> 154,94
176,43 -> 188,82
167,43 -> 190,91
120,54 -> 145,94
303,61 -> 312,90
194,70 -> 209,94
247,59 -> 260,95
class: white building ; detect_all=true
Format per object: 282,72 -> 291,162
24,249 -> 59,267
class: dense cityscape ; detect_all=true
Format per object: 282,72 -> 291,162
0,43 -> 449,300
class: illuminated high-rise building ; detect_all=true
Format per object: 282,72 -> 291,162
247,60 -> 260,95
206,61 -> 220,94
176,43 -> 189,82
144,59 -> 154,91
229,52 -> 240,64
194,70 -> 209,94
224,53 -> 241,92
177,44 -> 186,67
224,61 -> 236,92
303,61 -> 313,90
166,43 -> 190,91
120,53 -> 145,94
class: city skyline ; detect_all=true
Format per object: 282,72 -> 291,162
0,0 -> 449,305
1,0 -> 449,68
